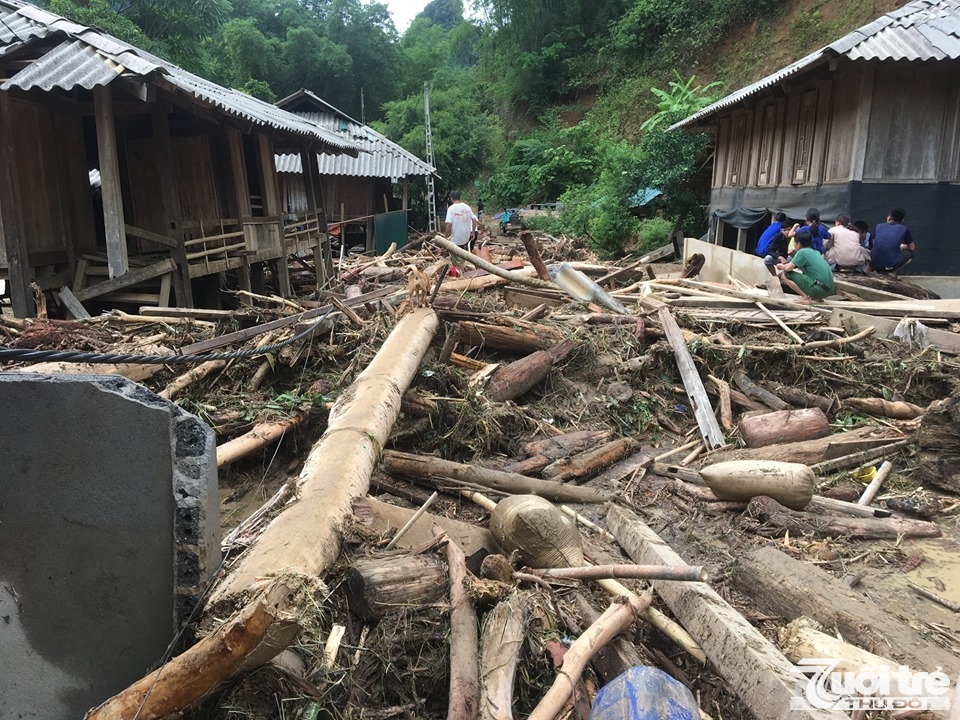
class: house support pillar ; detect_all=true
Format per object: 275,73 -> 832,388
0,94 -> 33,317
151,104 -> 193,307
93,85 -> 128,279
300,148 -> 329,290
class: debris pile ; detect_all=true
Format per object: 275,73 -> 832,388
5,228 -> 960,719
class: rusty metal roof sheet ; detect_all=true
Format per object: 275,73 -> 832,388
0,0 -> 358,154
674,0 -> 960,128
274,90 -> 434,179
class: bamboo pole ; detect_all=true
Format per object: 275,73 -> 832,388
159,359 -> 228,400
857,460 -> 893,506
530,564 -> 707,582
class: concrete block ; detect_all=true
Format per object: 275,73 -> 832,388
0,373 -> 219,720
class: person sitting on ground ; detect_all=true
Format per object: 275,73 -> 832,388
825,213 -> 868,273
775,231 -> 835,304
762,219 -> 795,275
755,211 -> 788,257
790,208 -> 829,253
853,220 -> 872,250
871,208 -> 914,278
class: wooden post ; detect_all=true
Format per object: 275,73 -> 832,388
402,177 -> 409,210
93,85 -> 128,279
300,147 -> 327,289
152,104 -> 193,307
658,306 -> 725,449
0,94 -> 33,317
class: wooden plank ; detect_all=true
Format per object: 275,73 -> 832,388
93,85 -> 128,279
831,277 -> 911,302
139,306 -> 236,320
831,307 -> 960,355
679,279 -> 832,316
606,506 -> 848,720
502,286 -> 567,309
658,306 -> 725,449
124,224 -> 177,248
0,94 -> 33,317
74,258 -> 177,302
179,286 -> 397,354
823,299 -> 960,320
734,545 -> 958,678
57,286 -> 91,319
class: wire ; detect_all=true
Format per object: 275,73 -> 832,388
0,308 -> 334,365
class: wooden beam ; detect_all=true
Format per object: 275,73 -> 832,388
0,94 -> 33,317
679,279 -> 832,315
124,224 -> 177,248
57,286 -> 91,319
606,506 -> 847,720
93,85 -> 128,279
74,257 -> 177,302
822,299 -> 960,320
658,306 -> 725,449
150,104 -> 193,307
300,148 -> 327,289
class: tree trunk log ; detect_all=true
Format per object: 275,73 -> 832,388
606,506 -> 848,720
216,412 -> 308,468
10,344 -> 172,382
541,438 -> 644,484
520,430 -> 613,460
344,554 -> 447,620
211,308 -> 439,602
742,495 -> 940,539
768,383 -> 835,414
733,546 -> 958,678
843,397 -> 925,419
485,339 -> 576,402
458,320 -> 561,354
85,579 -> 300,720
479,591 -> 529,720
382,449 -> 611,503
738,407 -> 831,448
439,266 -> 539,293
706,427 -> 901,465
527,593 -> 652,720
433,234 -> 556,290
520,231 -> 552,281
733,371 -> 790,411
437,529 -> 480,720
401,390 -> 438,417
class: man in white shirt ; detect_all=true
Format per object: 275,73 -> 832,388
444,191 -> 479,250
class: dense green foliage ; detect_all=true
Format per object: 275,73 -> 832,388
39,0 -> 867,256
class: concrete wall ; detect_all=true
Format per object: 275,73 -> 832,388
0,374 -> 219,720
684,236 -> 770,286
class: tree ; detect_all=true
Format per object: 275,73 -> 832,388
418,0 -> 464,30
641,73 -> 722,131
281,27 -> 353,99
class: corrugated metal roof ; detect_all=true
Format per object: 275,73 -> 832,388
674,0 -> 960,128
0,0 -> 358,154
275,89 -> 435,179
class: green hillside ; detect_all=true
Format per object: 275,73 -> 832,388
42,0 -> 897,254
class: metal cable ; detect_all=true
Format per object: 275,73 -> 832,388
0,308 -> 334,365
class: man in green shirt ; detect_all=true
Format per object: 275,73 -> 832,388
775,230 -> 835,303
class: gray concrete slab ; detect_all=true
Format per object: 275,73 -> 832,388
0,373 -> 218,720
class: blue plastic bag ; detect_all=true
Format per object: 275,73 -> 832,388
591,666 -> 700,720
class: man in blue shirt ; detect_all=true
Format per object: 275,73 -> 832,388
796,208 -> 829,253
755,212 -> 788,256
871,208 -> 914,277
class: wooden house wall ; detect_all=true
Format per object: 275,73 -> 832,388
1,98 -> 67,266
321,175 -> 374,220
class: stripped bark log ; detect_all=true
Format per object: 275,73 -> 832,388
382,450 -> 612,503
742,495 -> 941,539
530,564 -> 707,582
570,593 -> 644,684
159,359 -> 227,400
843,397 -> 925,420
85,579 -> 300,720
540,438 -> 644,484
216,412 -> 308,468
485,339 -> 576,402
479,591 -> 529,720
9,344 -> 172,382
779,617 -> 897,672
211,308 -> 439,602
520,231 -> 552,281
436,528 -> 480,720
527,593 -> 653,720
738,408 -> 831,448
703,428 -> 899,466
432,235 -> 556,290
606,506 -> 848,720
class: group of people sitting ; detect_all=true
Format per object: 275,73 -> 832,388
754,207 -> 915,303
